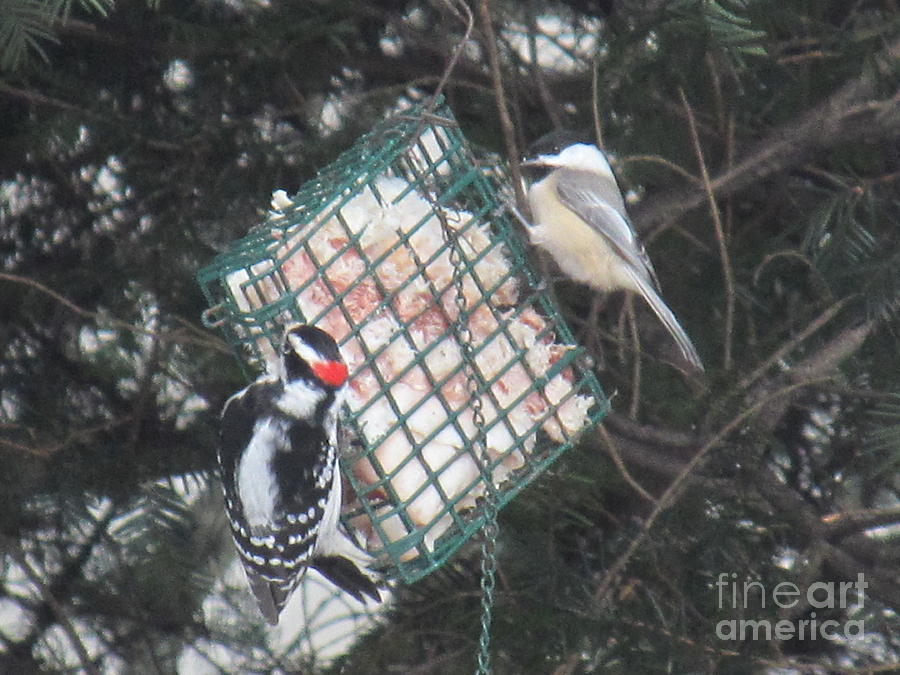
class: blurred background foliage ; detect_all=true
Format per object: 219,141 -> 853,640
1,0 -> 899,672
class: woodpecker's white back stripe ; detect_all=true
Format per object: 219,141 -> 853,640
311,453 -> 344,557
235,418 -> 282,529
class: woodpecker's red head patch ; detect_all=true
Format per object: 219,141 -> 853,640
312,360 -> 349,387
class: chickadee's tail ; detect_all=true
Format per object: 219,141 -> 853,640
628,271 -> 704,372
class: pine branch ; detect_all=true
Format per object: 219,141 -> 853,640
752,475 -> 900,611
4,541 -> 101,675
592,379 -> 817,607
741,319 -> 877,435
823,507 -> 900,540
0,272 -> 232,353
634,37 -> 900,234
592,318 -> 882,611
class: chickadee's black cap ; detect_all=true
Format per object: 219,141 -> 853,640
525,129 -> 593,159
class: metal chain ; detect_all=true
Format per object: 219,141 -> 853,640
476,451 -> 499,675
442,210 -> 499,675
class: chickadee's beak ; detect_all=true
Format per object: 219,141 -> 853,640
519,159 -> 554,184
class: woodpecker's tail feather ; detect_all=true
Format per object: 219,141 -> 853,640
246,570 -> 293,625
245,556 -> 380,625
313,555 -> 382,604
628,270 -> 704,372
312,521 -> 383,603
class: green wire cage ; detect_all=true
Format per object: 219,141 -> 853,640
197,100 -> 609,584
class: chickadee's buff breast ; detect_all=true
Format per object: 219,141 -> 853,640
526,173 -> 637,293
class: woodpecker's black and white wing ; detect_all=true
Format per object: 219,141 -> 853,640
218,378 -> 318,623
218,324 -> 380,625
554,168 -> 703,371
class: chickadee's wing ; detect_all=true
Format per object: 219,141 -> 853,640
555,169 -> 704,371
554,168 -> 661,289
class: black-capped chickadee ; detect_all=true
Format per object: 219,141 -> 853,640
520,134 -> 704,371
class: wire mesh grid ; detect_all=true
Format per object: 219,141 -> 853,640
197,101 -> 609,584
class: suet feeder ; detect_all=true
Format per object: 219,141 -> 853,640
197,100 -> 609,584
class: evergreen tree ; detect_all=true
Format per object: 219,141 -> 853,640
1,1 -> 898,672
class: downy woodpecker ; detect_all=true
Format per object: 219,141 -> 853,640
521,134 -> 704,371
218,324 -> 380,624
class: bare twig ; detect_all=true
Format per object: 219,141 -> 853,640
476,0 -> 526,209
623,154 -> 700,184
625,296 -> 642,419
126,328 -> 163,457
526,2 -> 562,130
616,298 -> 628,366
1,272 -> 231,354
0,82 -> 181,152
593,379 -> 822,607
604,411 -> 695,449
3,272 -> 109,322
724,111 -> 736,241
590,42 -> 604,150
679,88 -> 735,370
0,418 -> 132,458
598,425 -> 656,504
737,297 -> 851,393
582,293 -> 606,364
822,506 -> 900,540
427,0 -> 475,117
751,250 -> 822,290
706,52 -> 726,133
